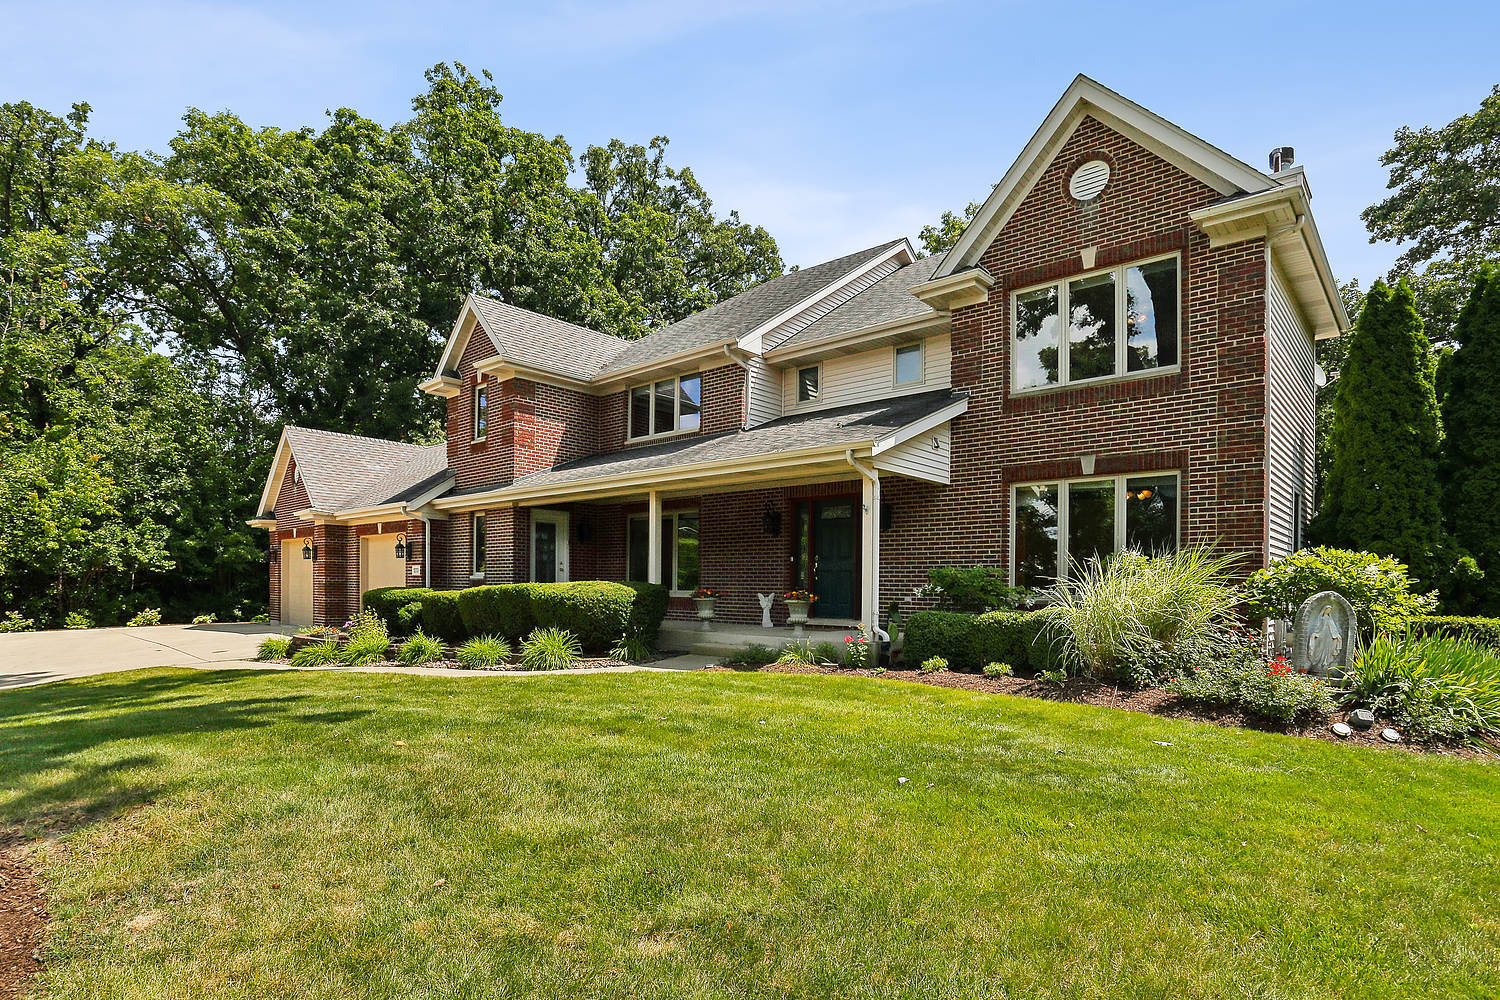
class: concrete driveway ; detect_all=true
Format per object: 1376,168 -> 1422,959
0,622 -> 291,690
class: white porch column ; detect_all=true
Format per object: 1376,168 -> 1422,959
647,490 -> 663,585
861,469 -> 881,629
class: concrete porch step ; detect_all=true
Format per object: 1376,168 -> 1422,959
658,621 -> 855,656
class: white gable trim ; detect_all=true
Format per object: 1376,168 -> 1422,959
936,75 -> 1275,278
737,240 -> 916,354
254,426 -> 295,518
431,294 -> 500,379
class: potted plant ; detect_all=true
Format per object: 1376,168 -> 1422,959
782,590 -> 817,634
692,587 -> 720,630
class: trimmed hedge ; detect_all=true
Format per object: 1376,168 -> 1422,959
363,587 -> 434,634
364,580 -> 671,651
903,609 -> 1061,673
1410,615 -> 1500,649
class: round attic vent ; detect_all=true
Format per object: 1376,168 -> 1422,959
1069,159 -> 1110,201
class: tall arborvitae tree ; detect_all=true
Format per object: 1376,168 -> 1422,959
1310,279 -> 1450,588
1443,264 -> 1500,612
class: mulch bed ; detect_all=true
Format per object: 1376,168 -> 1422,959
0,841 -> 45,1000
704,663 -> 1496,759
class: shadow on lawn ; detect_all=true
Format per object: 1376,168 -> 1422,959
0,669 -> 369,838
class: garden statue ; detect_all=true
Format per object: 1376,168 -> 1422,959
1292,590 -> 1356,676
757,593 -> 775,629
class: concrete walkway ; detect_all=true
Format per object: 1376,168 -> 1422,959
0,623 -> 717,690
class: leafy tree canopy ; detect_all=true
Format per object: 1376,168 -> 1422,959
918,201 -> 981,257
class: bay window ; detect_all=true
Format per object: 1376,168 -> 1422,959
1012,473 -> 1179,587
627,510 -> 700,593
1013,254 -> 1179,391
628,374 -> 702,439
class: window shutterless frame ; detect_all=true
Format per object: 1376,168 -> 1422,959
796,365 -> 821,403
472,383 -> 489,441
1007,471 -> 1181,586
893,342 -> 924,385
1010,251 -> 1181,393
627,510 -> 700,595
471,512 -> 486,577
627,374 -> 702,439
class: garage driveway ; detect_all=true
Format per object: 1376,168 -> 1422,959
0,623 -> 291,690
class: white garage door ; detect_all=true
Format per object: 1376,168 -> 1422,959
360,534 -> 408,601
280,538 -> 314,626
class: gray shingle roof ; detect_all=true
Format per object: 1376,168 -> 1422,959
466,295 -> 631,381
773,255 -> 943,353
284,426 -> 450,512
447,389 -> 965,494
591,240 -> 907,378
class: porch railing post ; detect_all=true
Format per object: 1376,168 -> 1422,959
647,490 -> 663,586
862,470 -> 880,630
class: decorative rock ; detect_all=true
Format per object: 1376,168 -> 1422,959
1292,591 -> 1357,676
1331,722 -> 1353,738
1380,728 -> 1402,743
1348,708 -> 1376,730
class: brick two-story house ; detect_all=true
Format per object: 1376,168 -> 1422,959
250,76 -> 1346,629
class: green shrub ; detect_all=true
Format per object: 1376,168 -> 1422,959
1038,547 -> 1240,681
1348,632 -> 1500,744
456,634 -> 512,669
345,609 -> 389,645
0,611 -> 36,633
421,591 -> 466,643
527,582 -> 635,650
290,640 -> 343,668
341,634 -> 391,666
812,640 -> 844,665
983,662 -> 1013,678
724,643 -> 777,666
457,586 -> 533,640
191,613 -> 217,625
397,632 -> 445,665
1167,633 -> 1334,727
609,634 -> 652,663
1410,616 -> 1500,650
519,627 -> 581,671
624,581 -> 670,646
364,587 -> 433,633
917,566 -> 1030,612
64,611 -> 93,630
903,609 -> 1059,673
1244,547 -> 1437,635
127,608 -> 162,627
1037,668 -> 1068,687
919,656 -> 949,674
256,636 -> 292,660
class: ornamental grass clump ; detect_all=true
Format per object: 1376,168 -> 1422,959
289,640 -> 343,668
1038,546 -> 1241,682
397,632 -> 445,665
773,640 -> 820,667
1347,632 -> 1500,744
455,634 -> 512,669
256,636 -> 292,660
609,634 -> 652,664
519,627 -> 581,671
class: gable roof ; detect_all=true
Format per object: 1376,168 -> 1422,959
257,425 -> 450,516
936,75 -> 1277,278
434,294 -> 631,383
591,240 -> 910,379
772,254 -> 944,355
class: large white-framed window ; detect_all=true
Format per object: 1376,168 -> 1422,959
1012,253 -> 1180,393
628,374 -> 702,439
893,342 -> 924,385
1011,472 -> 1180,588
472,383 -> 489,441
471,512 -> 487,578
627,510 -> 700,595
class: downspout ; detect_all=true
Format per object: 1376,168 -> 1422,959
844,450 -> 889,642
722,345 -> 752,431
400,503 -> 432,587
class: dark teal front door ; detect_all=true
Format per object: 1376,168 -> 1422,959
812,499 -> 857,619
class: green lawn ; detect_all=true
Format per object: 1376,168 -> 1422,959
2,668 -> 1497,999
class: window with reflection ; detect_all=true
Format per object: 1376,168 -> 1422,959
1012,473 -> 1180,584
628,374 -> 703,438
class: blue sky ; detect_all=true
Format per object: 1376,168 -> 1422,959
3,0 -> 1494,285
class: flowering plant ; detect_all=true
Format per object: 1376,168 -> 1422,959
1265,656 -> 1292,678
692,587 -> 720,600
843,623 -> 873,667
782,590 -> 817,603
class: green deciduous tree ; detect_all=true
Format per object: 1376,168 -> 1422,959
918,201 -> 981,256
1309,280 -> 1453,591
1443,264 -> 1500,612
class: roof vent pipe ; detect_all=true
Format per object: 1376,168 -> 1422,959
1268,146 -> 1296,173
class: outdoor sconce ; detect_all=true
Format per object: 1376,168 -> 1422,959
762,502 -> 782,537
302,540 -> 316,561
394,534 -> 407,560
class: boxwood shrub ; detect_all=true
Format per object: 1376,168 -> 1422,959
903,609 -> 1060,673
420,591 -> 466,643
363,587 -> 433,634
1410,615 -> 1500,649
624,581 -> 669,646
457,586 -> 535,640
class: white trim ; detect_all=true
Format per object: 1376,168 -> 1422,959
892,342 -> 924,386
530,509 -> 571,583
254,427 -> 295,518
1008,471 -> 1181,586
418,375 -> 461,398
735,240 -> 915,353
937,75 -> 1274,279
627,372 -> 704,440
871,396 -> 969,455
628,508 -> 700,596
909,267 -> 995,310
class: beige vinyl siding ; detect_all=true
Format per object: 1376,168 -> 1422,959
1266,260 -> 1317,560
782,334 -> 951,414
873,422 -> 951,484
759,257 -> 902,352
744,357 -> 782,428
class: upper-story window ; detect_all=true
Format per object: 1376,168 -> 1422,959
629,374 -> 701,439
894,343 -> 923,385
1013,253 -> 1179,392
797,366 -> 820,403
472,384 -> 489,441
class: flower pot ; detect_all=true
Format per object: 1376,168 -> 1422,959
693,598 -> 716,631
784,599 -> 810,635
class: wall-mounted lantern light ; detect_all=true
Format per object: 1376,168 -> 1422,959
762,502 -> 782,537
394,534 -> 407,560
302,540 -> 316,561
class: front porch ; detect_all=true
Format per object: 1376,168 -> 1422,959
657,619 -> 862,657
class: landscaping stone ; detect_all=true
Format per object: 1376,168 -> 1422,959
1331,722 -> 1353,738
1380,728 -> 1402,743
1349,709 -> 1377,730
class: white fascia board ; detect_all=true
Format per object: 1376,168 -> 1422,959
764,312 -> 949,365
418,375 -> 461,398
937,75 -> 1275,278
735,240 -> 916,354
433,295 -> 486,377
254,427 -> 295,519
871,396 -> 970,455
588,340 -> 738,388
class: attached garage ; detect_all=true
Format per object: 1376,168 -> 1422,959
360,533 -> 408,596
280,538 -> 314,626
